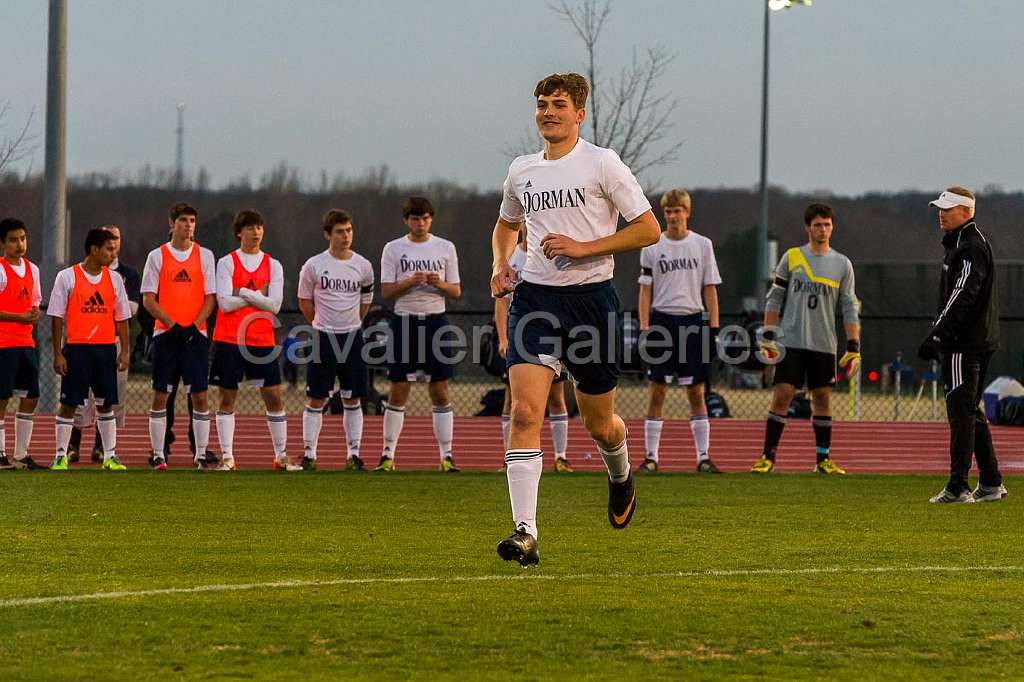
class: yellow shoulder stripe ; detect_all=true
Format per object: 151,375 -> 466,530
786,247 -> 839,289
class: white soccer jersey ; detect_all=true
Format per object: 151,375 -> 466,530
47,265 -> 132,321
380,234 -> 460,315
297,250 -> 375,333
503,246 -> 527,301
499,138 -> 651,287
638,231 -> 722,316
0,259 -> 42,306
140,242 -> 217,336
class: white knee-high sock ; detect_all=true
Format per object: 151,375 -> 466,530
303,405 -> 323,460
192,410 -> 210,456
55,416 -> 74,458
14,412 -> 33,460
382,405 -> 405,459
432,404 -> 454,460
97,413 -> 117,459
344,403 -> 363,459
501,414 -> 511,451
549,412 -> 568,460
599,436 -> 630,483
149,409 -> 167,456
216,411 -> 235,460
644,417 -> 663,461
266,411 -> 288,459
505,449 -> 543,539
690,414 -> 710,463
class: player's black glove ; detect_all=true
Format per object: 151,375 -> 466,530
175,323 -> 199,343
917,335 -> 941,362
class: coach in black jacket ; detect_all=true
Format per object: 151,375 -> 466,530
918,186 -> 1006,504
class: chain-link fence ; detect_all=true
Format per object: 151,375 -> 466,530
16,310 -> 1023,423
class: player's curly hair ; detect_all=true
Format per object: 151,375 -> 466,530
534,73 -> 589,110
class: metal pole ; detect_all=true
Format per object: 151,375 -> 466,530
756,0 -> 771,300
893,352 -> 902,421
175,103 -> 185,188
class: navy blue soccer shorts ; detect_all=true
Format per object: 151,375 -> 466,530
209,342 -> 282,390
60,344 -> 118,407
306,329 -> 368,399
644,310 -> 711,386
151,330 -> 210,394
0,347 -> 40,400
386,313 -> 457,383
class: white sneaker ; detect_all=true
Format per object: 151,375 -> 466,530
970,483 -> 1008,503
285,462 -> 303,472
929,487 -> 971,504
216,457 -> 236,471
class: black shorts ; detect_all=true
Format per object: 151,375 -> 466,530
645,310 -> 710,385
0,347 -> 40,400
506,280 -> 620,396
773,347 -> 836,390
151,330 -> 210,394
60,344 -> 118,407
306,330 -> 368,399
209,342 -> 282,390
386,313 -> 457,383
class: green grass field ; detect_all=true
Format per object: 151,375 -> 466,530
3,472 -> 1022,680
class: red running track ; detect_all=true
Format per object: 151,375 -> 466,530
7,416 -> 1024,474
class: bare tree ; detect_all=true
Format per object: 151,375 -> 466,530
0,102 -> 36,176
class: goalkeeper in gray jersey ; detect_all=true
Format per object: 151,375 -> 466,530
751,203 -> 860,474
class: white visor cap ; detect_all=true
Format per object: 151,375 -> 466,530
929,190 -> 975,210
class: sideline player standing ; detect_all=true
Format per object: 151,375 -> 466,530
494,226 -> 573,472
919,187 -> 1006,503
141,204 -> 217,470
491,73 -> 661,565
0,218 -> 45,470
210,209 -> 293,471
48,228 -> 132,471
637,189 -> 722,474
377,197 -> 462,472
751,203 -> 860,475
298,209 -> 375,471
70,223 -> 142,463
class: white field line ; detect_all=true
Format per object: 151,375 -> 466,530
2,564 -> 1022,609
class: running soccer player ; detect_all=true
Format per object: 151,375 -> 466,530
751,203 -> 860,475
0,218 -> 45,470
491,73 -> 661,565
494,226 -> 573,472
377,196 -> 462,473
48,228 -> 132,471
210,209 -> 293,471
141,204 -> 217,470
298,209 -> 375,471
70,223 -> 142,464
637,189 -> 722,474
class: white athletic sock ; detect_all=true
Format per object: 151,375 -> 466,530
644,417 -> 663,462
266,410 -> 288,459
216,411 -> 235,460
505,449 -> 543,539
149,409 -> 167,456
192,410 -> 210,456
432,404 -> 454,460
97,413 -> 117,459
55,416 -> 74,458
501,414 -> 511,451
599,436 -> 630,483
382,405 -> 405,459
344,403 -> 363,459
549,412 -> 568,460
14,412 -> 33,460
303,405 -> 323,460
691,414 -> 710,463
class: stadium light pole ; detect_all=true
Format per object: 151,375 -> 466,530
757,0 -> 811,303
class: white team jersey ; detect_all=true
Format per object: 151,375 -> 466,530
297,250 -> 375,333
380,234 -> 460,316
638,231 -> 722,316
499,138 -> 651,287
140,242 -> 217,336
503,246 -> 527,301
46,265 -> 132,321
0,259 -> 42,306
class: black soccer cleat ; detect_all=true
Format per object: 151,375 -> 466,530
301,456 -> 317,471
496,526 -> 540,567
607,472 -> 637,529
697,458 -> 723,474
0,453 -> 13,470
14,456 -> 48,471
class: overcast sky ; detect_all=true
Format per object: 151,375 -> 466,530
4,0 -> 1023,195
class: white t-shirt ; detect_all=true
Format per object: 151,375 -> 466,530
503,246 -> 527,301
638,231 -> 722,316
297,250 -> 375,333
46,265 -> 132,321
216,249 -> 285,315
140,242 -> 217,335
0,258 -> 42,306
499,138 -> 652,287
380,234 -> 460,315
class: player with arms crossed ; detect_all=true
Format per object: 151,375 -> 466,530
637,189 -> 722,474
491,73 -> 661,565
751,203 -> 860,474
0,218 -> 45,470
298,209 -> 375,471
48,228 -> 132,471
377,197 -> 462,472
